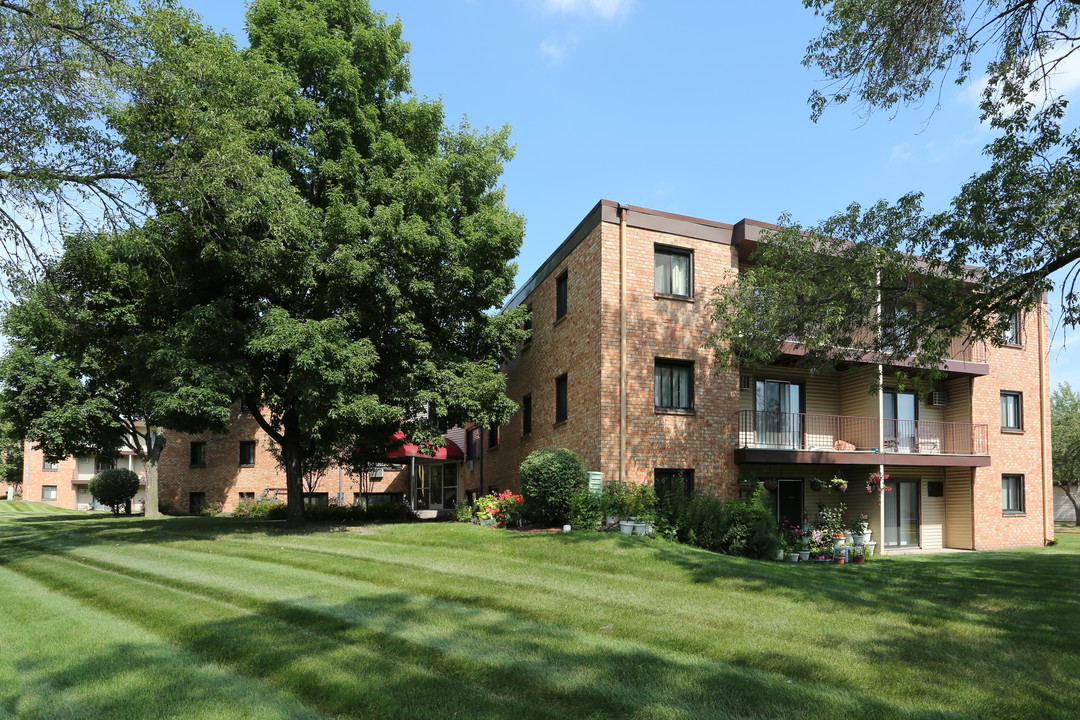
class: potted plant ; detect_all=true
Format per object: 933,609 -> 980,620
851,545 -> 866,563
866,471 -> 893,494
849,513 -> 870,545
827,476 -> 848,493
808,477 -> 823,491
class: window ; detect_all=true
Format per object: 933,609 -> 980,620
465,428 -> 477,460
654,246 -> 692,297
523,304 -> 533,346
555,373 -> 568,423
488,425 -> 499,448
555,271 -> 568,320
1002,474 -> 1024,513
42,458 -> 58,472
654,469 -> 694,499
1001,392 -> 1023,431
41,485 -> 57,501
1001,311 -> 1022,345
190,442 -> 207,467
239,441 -> 256,466
189,492 -> 206,514
94,457 -> 115,472
522,395 -> 532,435
238,492 -> 255,502
303,492 -> 329,507
655,360 -> 694,411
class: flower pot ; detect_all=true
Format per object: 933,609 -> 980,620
836,482 -> 848,492
809,478 -> 823,491
789,552 -> 800,562
619,521 -> 634,536
834,555 -> 846,565
776,548 -> 786,561
843,531 -> 853,544
631,522 -> 647,536
852,533 -> 865,546
798,551 -> 810,562
862,529 -> 872,542
853,554 -> 865,564
833,537 -> 845,548
562,524 -> 571,533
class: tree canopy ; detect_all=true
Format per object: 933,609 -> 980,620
1052,382 -> 1080,525
710,1 -> 1079,371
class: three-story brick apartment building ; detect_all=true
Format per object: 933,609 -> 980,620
465,200 -> 1054,552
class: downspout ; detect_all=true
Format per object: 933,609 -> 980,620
619,204 -> 629,484
1038,301 -> 1049,544
876,268 -> 886,553
410,455 -> 416,511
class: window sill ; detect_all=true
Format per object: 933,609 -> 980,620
1002,511 -> 1026,517
521,432 -> 531,439
1000,428 -> 1025,435
190,464 -> 206,469
553,419 -> 568,427
553,314 -> 568,328
1003,343 -> 1023,349
654,293 -> 694,303
238,463 -> 255,468
655,407 -> 696,416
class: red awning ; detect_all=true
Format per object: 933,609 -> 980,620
385,431 -> 464,461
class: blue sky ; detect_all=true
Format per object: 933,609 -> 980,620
185,0 -> 1080,387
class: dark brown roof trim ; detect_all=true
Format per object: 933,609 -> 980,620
506,199 -> 737,310
734,448 -> 992,468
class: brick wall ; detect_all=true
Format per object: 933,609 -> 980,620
971,302 -> 1054,549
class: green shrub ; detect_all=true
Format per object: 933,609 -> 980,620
233,499 -> 280,519
200,501 -> 224,517
658,484 -> 782,560
455,501 -> 475,523
567,488 -> 601,530
264,500 -> 413,524
519,447 -> 587,525
88,468 -> 140,515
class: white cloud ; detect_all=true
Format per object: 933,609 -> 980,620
539,37 -> 571,64
959,43 -> 1080,113
890,143 -> 914,163
542,0 -> 634,21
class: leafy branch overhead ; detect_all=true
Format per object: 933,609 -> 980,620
712,1 -> 1080,370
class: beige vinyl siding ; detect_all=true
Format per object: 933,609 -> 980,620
945,467 -> 974,549
943,377 -> 972,425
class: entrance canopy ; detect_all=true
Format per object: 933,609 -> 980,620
385,431 -> 464,462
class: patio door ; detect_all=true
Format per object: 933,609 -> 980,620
884,480 -> 920,547
884,391 -> 918,453
776,480 -> 803,529
756,380 -> 802,448
415,463 -> 458,510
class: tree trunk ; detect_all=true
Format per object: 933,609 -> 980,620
283,408 -> 306,528
144,433 -> 166,518
1061,483 -> 1080,527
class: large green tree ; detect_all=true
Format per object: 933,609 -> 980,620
1052,382 -> 1080,525
710,1 -> 1079,368
0,230 -> 236,517
111,0 -> 524,525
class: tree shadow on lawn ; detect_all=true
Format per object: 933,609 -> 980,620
14,586 -> 992,720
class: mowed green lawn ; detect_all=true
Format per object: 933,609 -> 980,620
0,510 -> 1076,720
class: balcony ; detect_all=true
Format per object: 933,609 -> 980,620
778,334 -> 989,375
735,411 -> 991,467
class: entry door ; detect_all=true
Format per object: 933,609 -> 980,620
884,481 -> 920,547
776,480 -> 803,529
756,381 -> 802,448
884,391 -> 918,453
416,464 -> 443,510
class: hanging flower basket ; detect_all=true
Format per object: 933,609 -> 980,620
827,476 -> 847,493
866,472 -> 893,494
808,477 -> 823,491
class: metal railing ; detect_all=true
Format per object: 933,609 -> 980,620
736,410 -> 989,456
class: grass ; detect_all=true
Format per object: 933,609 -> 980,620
0,512 -> 1077,720
0,499 -> 86,514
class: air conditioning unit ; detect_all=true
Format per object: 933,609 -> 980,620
466,460 -> 474,471
930,391 -> 949,407
739,374 -> 752,390
371,467 -> 384,479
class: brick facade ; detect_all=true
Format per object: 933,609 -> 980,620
469,199 -> 1054,551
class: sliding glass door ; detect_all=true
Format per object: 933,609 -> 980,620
884,391 -> 918,453
756,380 -> 802,448
884,481 -> 920,547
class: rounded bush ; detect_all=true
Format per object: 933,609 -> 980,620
88,468 -> 140,515
519,447 -> 587,525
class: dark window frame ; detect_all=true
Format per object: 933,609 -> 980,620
654,359 -> 695,411
654,469 -> 695,499
1002,311 -> 1022,346
190,442 -> 207,467
1000,391 -> 1023,431
41,485 -> 57,500
522,394 -> 533,436
1002,474 -> 1025,513
654,245 -> 693,298
555,271 -> 568,321
238,491 -> 256,502
555,373 -> 568,423
239,440 -> 256,467
488,425 -> 499,449
41,458 -> 58,472
465,428 -> 477,461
